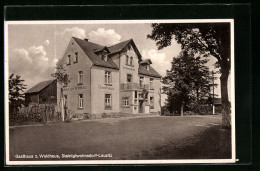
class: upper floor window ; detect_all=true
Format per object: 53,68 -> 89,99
74,52 -> 78,63
105,71 -> 112,84
78,71 -> 83,84
67,55 -> 71,65
130,57 -> 133,66
139,76 -> 144,87
135,90 -> 138,99
127,74 -> 132,83
126,55 -> 129,65
150,78 -> 154,89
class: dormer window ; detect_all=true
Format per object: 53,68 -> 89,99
102,52 -> 108,61
146,65 -> 150,70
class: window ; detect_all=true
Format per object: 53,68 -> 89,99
150,96 -> 154,108
126,55 -> 129,65
78,94 -> 83,108
122,97 -> 129,106
105,94 -> 112,109
135,90 -> 138,99
150,78 -> 154,89
127,74 -> 132,83
74,52 -> 78,63
130,57 -> 133,66
145,93 -> 148,101
139,76 -> 144,87
67,55 -> 71,65
146,65 -> 150,70
64,95 -> 67,107
102,52 -> 108,61
78,71 -> 83,84
105,71 -> 112,84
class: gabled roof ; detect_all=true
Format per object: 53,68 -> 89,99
73,37 -> 119,69
108,39 -> 142,60
140,59 -> 152,65
94,46 -> 111,53
139,65 -> 161,78
108,39 -> 132,54
25,79 -> 56,94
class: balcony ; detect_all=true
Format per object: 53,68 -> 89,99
121,83 -> 149,91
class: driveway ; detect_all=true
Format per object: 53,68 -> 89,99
9,114 -> 231,161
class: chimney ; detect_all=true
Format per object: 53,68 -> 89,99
84,38 -> 89,42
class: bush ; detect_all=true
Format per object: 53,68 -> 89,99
161,106 -> 173,116
84,113 -> 91,119
183,111 -> 196,115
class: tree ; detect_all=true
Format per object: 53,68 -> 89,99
148,23 -> 231,128
9,74 -> 27,115
163,51 -> 211,115
51,59 -> 70,121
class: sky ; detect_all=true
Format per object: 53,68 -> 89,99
7,22 -> 230,104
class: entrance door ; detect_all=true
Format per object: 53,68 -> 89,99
139,100 -> 143,113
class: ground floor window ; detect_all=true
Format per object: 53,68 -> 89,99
78,94 -> 83,109
64,95 -> 68,107
150,96 -> 154,109
122,97 -> 129,106
105,94 -> 112,109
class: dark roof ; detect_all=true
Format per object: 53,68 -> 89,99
94,46 -> 111,53
214,98 -> 222,105
73,37 -> 119,69
108,39 -> 142,60
108,39 -> 132,54
25,79 -> 56,94
140,59 -> 152,65
72,37 -> 161,78
139,65 -> 161,78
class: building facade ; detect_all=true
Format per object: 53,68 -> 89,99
57,37 -> 161,115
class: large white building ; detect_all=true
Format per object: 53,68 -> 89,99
57,37 -> 162,116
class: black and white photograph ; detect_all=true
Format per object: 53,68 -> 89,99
4,20 -> 235,165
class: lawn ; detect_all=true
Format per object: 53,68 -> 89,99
9,115 -> 231,161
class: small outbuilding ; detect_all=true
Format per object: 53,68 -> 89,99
25,79 -> 57,106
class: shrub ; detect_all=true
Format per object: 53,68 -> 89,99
161,106 -> 173,116
183,111 -> 196,115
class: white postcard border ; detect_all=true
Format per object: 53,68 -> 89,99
4,19 -> 236,165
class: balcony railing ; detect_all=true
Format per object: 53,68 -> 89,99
121,83 -> 149,91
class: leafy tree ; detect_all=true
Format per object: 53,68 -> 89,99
148,23 -> 231,128
9,74 -> 27,114
163,51 -> 211,115
51,59 -> 70,121
51,60 -> 70,86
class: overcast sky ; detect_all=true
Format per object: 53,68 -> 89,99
7,23 -> 229,103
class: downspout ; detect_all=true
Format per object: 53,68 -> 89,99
90,66 -> 92,115
118,53 -> 121,109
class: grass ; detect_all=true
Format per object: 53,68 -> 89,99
133,125 -> 231,159
9,115 -> 231,161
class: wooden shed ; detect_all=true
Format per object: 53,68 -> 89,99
25,79 -> 57,105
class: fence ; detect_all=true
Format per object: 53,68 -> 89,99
9,104 -> 61,126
